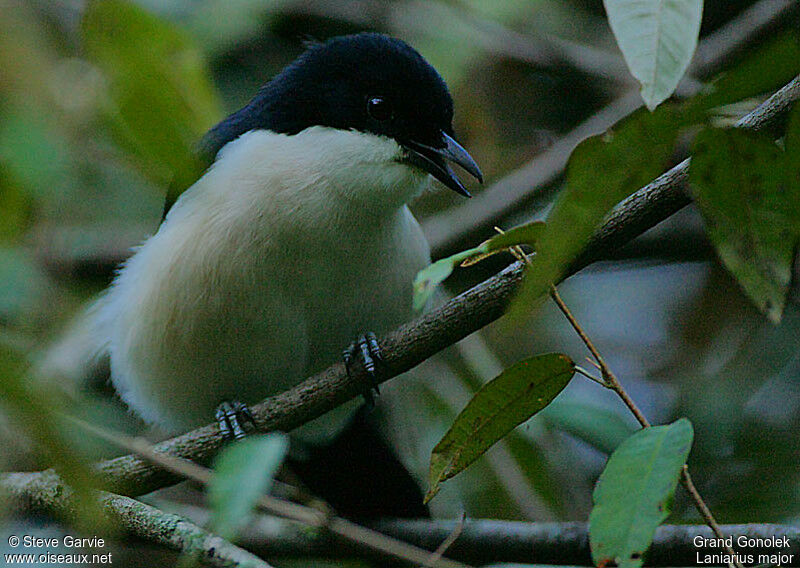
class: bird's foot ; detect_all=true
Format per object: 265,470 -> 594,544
215,400 -> 257,441
343,332 -> 383,409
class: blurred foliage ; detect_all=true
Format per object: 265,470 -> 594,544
508,103 -> 688,321
83,0 -> 222,196
691,127 -> 799,322
0,0 -> 799,565
209,433 -> 289,540
0,343 -> 111,534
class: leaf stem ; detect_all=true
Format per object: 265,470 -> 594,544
547,286 -> 743,568
573,365 -> 607,387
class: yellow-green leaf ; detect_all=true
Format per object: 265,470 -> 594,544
413,221 -> 544,311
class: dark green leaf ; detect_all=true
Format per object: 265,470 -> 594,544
590,419 -> 694,568
604,0 -> 702,110
508,105 -> 684,319
425,353 -> 575,502
690,127 -> 800,322
82,0 -> 222,196
209,433 -> 289,540
697,32 -> 800,110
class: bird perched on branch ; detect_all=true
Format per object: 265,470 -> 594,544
53,32 -> 481,513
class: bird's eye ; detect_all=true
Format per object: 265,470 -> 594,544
367,96 -> 393,121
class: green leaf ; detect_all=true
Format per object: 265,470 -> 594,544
508,106 -> 683,319
425,353 -> 575,502
604,0 -> 703,110
690,127 -> 800,323
542,400 -> 637,455
413,246 -> 485,312
0,108 -> 72,201
413,221 -> 545,311
786,103 -> 800,171
697,32 -> 800,110
480,222 -> 546,254
589,418 -> 694,568
209,433 -> 289,540
82,0 -> 222,196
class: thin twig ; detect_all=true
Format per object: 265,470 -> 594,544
547,286 -> 743,568
573,365 -> 607,387
65,416 -> 471,568
679,465 -> 735,556
424,512 -> 467,568
521,238 -> 711,557
550,285 -> 651,428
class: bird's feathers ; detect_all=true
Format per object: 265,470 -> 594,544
102,127 -> 432,434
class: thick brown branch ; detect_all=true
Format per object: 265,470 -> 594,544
142,507 -> 800,567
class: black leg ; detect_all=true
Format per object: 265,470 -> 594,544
343,332 -> 384,408
289,405 -> 430,519
215,400 -> 256,441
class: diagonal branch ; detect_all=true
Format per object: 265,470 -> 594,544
3,75 -> 799,513
423,0 -> 798,256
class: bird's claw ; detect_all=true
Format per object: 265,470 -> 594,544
343,332 -> 383,409
215,400 -> 256,441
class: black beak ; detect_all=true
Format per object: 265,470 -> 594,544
402,132 -> 483,197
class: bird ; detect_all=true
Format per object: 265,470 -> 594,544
83,32 -> 483,448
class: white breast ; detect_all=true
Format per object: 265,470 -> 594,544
101,127 -> 431,435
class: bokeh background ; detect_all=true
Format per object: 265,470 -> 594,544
1,0 -> 799,565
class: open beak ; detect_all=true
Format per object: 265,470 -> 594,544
402,132 -> 483,197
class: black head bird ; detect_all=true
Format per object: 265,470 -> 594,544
201,32 -> 482,197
